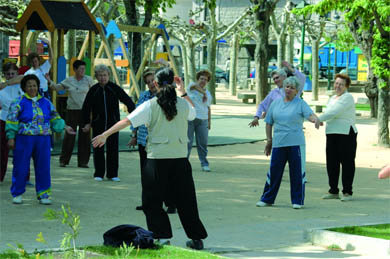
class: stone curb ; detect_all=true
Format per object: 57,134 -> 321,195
304,224 -> 390,257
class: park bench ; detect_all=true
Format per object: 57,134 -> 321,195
237,91 -> 256,104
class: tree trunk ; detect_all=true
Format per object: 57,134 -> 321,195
206,6 -> 217,104
311,39 -> 320,101
348,18 -> 378,118
180,42 -> 189,87
253,0 -> 276,104
229,33 -> 239,96
365,66 -> 379,118
186,37 -> 196,83
207,38 -> 217,104
377,84 -> 390,146
287,33 -> 294,65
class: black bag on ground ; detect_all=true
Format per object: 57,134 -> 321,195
103,224 -> 155,248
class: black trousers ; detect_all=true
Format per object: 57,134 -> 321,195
326,127 -> 357,195
92,127 -> 119,178
142,158 -> 207,240
60,110 -> 91,166
138,145 -> 175,208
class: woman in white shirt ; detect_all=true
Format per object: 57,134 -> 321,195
92,67 -> 208,250
0,63 -> 23,182
316,74 -> 358,201
187,70 -> 212,172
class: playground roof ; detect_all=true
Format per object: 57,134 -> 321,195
15,0 -> 100,33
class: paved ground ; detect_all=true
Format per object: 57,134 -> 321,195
0,87 -> 389,258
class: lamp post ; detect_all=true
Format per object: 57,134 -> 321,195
296,0 -> 309,72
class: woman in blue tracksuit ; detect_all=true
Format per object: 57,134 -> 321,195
6,74 -> 67,205
256,76 -> 319,209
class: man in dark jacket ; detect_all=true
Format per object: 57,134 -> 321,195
82,64 -> 135,182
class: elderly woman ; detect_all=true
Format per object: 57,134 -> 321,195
92,67 -> 207,250
249,61 -> 305,126
129,68 -> 176,213
256,77 -> 319,209
24,46 -> 53,99
187,70 -> 213,172
82,64 -> 135,182
316,74 -> 358,201
47,60 -> 94,168
0,63 -> 24,183
6,74 -> 67,204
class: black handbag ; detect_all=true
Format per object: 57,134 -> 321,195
103,224 -> 155,249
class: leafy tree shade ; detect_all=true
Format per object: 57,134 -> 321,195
299,0 -> 390,146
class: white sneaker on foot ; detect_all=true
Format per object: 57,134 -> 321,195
94,177 -> 103,181
202,166 -> 211,172
341,193 -> 352,201
292,204 -> 303,209
322,193 -> 340,199
12,195 -> 22,204
256,201 -> 272,207
39,198 -> 52,205
109,177 -> 121,182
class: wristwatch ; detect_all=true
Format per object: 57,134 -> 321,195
181,93 -> 188,97
131,132 -> 137,138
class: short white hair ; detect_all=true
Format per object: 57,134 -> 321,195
271,68 -> 287,78
283,76 -> 301,93
94,64 -> 111,76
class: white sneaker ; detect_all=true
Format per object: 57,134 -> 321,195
202,166 -> 211,172
39,198 -> 52,205
256,201 -> 272,207
12,195 -> 22,204
94,177 -> 103,181
341,194 -> 352,201
292,204 -> 303,209
109,177 -> 121,182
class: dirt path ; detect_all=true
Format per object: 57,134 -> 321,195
1,88 -> 389,258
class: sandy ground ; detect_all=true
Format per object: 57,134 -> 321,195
0,87 -> 389,258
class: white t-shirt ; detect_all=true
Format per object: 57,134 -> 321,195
24,60 -> 51,92
127,98 -> 195,128
186,82 -> 212,120
0,84 -> 23,121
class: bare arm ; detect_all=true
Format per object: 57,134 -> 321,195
264,123 -> 273,156
92,118 -> 131,148
0,75 -> 24,89
175,76 -> 194,107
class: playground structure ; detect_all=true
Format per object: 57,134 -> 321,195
14,0 -> 179,106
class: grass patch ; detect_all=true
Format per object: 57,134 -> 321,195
355,103 -> 370,111
85,245 -> 226,258
0,245 -> 226,259
329,224 -> 390,240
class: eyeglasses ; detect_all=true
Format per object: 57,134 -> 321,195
272,76 -> 280,81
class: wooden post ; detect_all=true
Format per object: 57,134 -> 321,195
95,43 -> 104,59
77,33 -> 89,60
19,27 -> 28,66
98,30 -> 121,86
161,33 -> 179,76
88,31 -> 96,76
119,38 -> 140,97
51,29 -> 59,108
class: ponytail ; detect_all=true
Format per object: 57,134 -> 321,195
155,67 -> 178,121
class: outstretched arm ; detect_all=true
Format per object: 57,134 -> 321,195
92,118 -> 131,148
